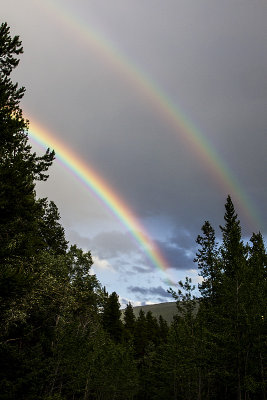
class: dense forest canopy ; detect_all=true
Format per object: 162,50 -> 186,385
0,23 -> 266,400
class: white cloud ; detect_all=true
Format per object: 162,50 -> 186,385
120,296 -> 142,308
188,269 -> 204,286
92,255 -> 114,272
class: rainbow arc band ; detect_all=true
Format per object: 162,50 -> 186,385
28,119 -> 175,286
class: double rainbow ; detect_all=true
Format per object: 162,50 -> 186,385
38,0 -> 261,232
26,2 -> 262,284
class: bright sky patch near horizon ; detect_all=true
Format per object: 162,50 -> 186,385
2,0 -> 266,306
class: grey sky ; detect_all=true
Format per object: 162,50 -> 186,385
2,0 -> 266,305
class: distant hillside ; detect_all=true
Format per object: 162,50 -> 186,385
122,302 -> 178,324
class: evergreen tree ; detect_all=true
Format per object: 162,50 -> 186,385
146,311 -> 160,347
134,309 -> 148,359
158,315 -> 169,343
194,220 -> 224,398
0,22 -> 54,262
123,302 -> 136,343
245,232 -> 267,398
219,196 -> 248,399
38,199 -> 68,255
102,291 -> 123,343
220,195 -> 246,277
0,21 -> 55,342
195,220 -> 221,302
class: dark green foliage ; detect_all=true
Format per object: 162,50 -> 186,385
142,197 -> 266,400
0,22 -> 54,263
102,291 -> 123,343
123,302 -> 136,343
158,315 -> 168,343
38,199 -> 68,255
134,309 -> 148,359
145,311 -> 160,346
194,220 -> 221,302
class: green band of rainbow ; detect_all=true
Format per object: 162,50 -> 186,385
28,119 -> 175,285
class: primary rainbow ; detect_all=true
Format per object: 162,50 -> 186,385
28,119 -> 174,285
39,0 -> 262,231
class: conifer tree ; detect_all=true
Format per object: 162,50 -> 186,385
38,198 -> 68,255
219,196 -> 250,399
0,22 -> 54,262
245,232 -> 267,398
195,220 -> 221,302
102,291 -> 123,343
158,315 -> 168,343
168,278 -> 201,399
146,311 -> 160,347
134,309 -> 148,359
123,302 -> 136,343
220,195 -> 246,278
0,22 -> 56,335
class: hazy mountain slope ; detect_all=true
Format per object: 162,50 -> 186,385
122,302 -> 178,324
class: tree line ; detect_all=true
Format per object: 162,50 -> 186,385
0,23 -> 266,400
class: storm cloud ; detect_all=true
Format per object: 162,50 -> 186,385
128,286 -> 172,298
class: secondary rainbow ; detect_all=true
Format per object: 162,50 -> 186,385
40,0 -> 262,231
28,119 -> 174,285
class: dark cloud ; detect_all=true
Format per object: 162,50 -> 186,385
90,231 -> 138,258
128,286 -> 173,299
153,229 -> 198,271
66,229 -> 141,258
132,265 -> 154,274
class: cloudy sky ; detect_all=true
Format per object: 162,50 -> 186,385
3,0 -> 266,306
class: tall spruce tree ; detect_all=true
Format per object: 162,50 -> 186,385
134,309 -> 148,359
158,314 -> 168,343
219,196 -> 252,399
0,22 -> 54,262
220,195 -> 246,278
195,220 -> 221,302
0,22 -> 56,334
194,221 -> 222,398
102,291 -> 123,343
123,302 -> 136,343
245,232 -> 267,398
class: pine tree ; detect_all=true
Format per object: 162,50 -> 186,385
158,315 -> 168,343
220,195 -> 246,278
134,309 -> 148,359
102,291 -> 123,343
0,22 -> 54,262
245,232 -> 267,398
38,198 -> 68,255
195,220 -> 221,302
219,196 -> 249,399
168,278 -> 202,399
146,311 -> 160,346
0,22 -> 56,335
194,220 -> 227,398
123,302 -> 136,343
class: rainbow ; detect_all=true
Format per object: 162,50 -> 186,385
28,119 -> 175,285
38,0 -> 262,232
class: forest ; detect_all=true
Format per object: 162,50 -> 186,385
0,23 -> 266,400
